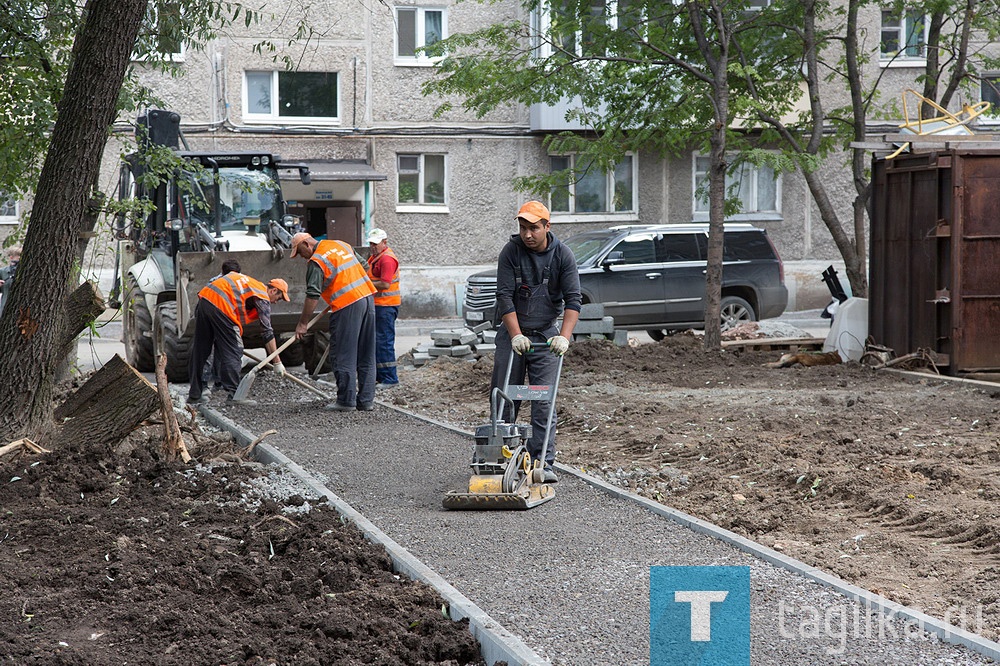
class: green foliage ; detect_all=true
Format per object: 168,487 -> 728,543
424,0 -> 809,201
0,0 -> 269,214
397,181 -> 418,203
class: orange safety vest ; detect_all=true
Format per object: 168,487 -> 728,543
367,246 -> 401,307
198,273 -> 269,334
310,239 -> 376,311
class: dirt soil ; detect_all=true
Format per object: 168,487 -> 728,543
0,420 -> 485,664
6,331 -> 1000,663
385,334 -> 1000,641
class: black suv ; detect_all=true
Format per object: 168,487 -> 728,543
462,223 -> 788,339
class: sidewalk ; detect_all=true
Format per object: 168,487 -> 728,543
76,310 -> 834,376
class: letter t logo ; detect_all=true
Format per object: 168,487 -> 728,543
674,590 -> 729,641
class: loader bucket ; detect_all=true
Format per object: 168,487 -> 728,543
176,249 -> 326,337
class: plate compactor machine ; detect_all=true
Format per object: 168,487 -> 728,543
443,342 -> 563,510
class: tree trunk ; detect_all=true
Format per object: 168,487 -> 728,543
53,354 -> 159,449
801,169 -> 867,296
703,127 -> 727,351
57,195 -> 107,381
0,0 -> 147,442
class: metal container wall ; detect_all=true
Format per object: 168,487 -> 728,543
871,149 -> 1000,375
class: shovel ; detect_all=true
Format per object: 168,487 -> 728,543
243,351 -> 331,400
232,306 -> 329,400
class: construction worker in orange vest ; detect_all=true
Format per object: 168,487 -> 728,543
365,228 -> 400,386
289,232 -> 378,412
188,273 -> 290,405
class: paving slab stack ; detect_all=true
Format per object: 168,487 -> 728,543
405,304 -> 627,368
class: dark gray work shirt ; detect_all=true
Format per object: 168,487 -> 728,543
249,298 -> 275,344
495,233 -> 581,330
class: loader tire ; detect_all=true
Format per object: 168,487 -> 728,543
304,330 -> 331,375
123,276 -> 155,372
278,335 -> 305,367
157,302 -> 193,383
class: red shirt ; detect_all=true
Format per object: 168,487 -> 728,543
370,251 -> 398,283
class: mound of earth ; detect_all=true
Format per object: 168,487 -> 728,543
0,427 -> 485,665
385,334 -> 1000,641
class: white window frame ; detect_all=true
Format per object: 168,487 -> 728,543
880,10 -> 928,66
0,194 -> 18,225
396,153 -> 449,213
548,153 -> 638,223
394,6 -> 448,66
243,71 -> 340,125
534,0 -> 611,58
980,74 -> 1000,124
692,154 -> 782,222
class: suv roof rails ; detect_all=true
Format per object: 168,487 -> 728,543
607,222 -> 761,232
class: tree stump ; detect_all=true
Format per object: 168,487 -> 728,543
57,280 -> 107,381
54,354 -> 159,449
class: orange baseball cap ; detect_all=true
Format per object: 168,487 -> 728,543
516,200 -> 550,224
289,232 -> 312,257
268,278 -> 290,301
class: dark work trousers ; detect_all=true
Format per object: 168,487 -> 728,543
490,325 -> 560,467
329,294 -> 376,408
375,305 -> 399,384
188,300 -> 243,400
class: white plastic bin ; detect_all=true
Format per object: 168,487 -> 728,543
823,297 -> 868,362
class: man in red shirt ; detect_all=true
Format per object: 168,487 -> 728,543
366,228 -> 400,386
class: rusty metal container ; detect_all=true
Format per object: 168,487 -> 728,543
870,149 -> 1000,375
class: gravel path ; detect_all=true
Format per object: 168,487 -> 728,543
225,394 -> 994,666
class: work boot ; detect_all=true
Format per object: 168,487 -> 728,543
188,395 -> 209,405
356,402 -> 375,411
542,466 -> 558,484
324,402 -> 354,412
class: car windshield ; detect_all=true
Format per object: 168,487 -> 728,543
564,230 -> 618,265
186,167 -> 282,232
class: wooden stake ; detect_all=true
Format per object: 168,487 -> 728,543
0,438 -> 51,458
241,429 -> 277,458
155,354 -> 191,463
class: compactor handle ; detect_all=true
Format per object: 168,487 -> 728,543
489,339 -> 563,432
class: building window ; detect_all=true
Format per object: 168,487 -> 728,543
397,154 -> 446,205
693,155 -> 781,219
535,0 -> 608,57
549,154 -> 635,214
0,194 -> 18,224
244,71 -> 339,123
395,7 -> 446,65
134,1 -> 185,61
881,11 -> 926,60
982,75 -> 1000,109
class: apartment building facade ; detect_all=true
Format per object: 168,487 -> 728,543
69,1 -> 1000,315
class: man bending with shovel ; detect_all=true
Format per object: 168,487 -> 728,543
187,274 -> 290,406
289,232 -> 378,412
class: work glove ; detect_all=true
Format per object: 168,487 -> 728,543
273,362 -> 286,377
547,335 -> 570,356
511,334 -> 532,355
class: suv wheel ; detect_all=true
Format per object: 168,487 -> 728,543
720,296 -> 755,331
646,329 -> 679,342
